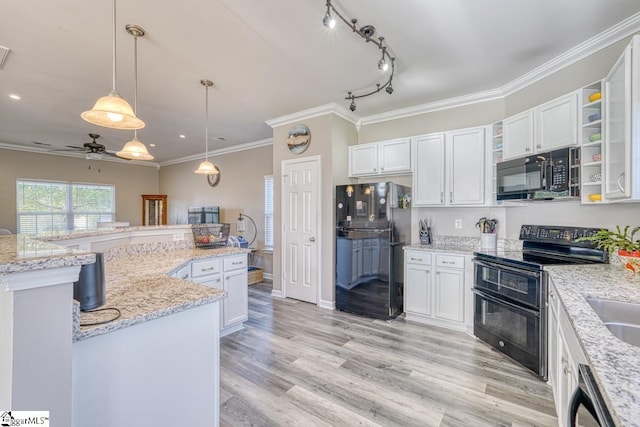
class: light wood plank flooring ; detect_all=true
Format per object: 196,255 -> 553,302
220,283 -> 558,426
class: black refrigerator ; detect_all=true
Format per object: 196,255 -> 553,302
335,182 -> 411,320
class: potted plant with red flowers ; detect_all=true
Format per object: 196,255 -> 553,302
578,226 -> 640,273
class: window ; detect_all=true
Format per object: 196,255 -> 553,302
264,175 -> 274,248
16,179 -> 115,234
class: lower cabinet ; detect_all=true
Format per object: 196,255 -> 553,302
404,250 -> 472,333
189,254 -> 248,337
548,278 -> 586,427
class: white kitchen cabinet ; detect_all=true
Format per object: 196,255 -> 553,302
348,138 -> 411,177
604,34 -> 640,201
548,279 -> 587,427
433,255 -> 465,323
535,92 -> 578,152
503,92 -> 578,161
412,127 -> 486,207
404,250 -> 471,333
190,254 -> 248,336
412,133 -> 445,205
503,110 -> 534,159
404,251 -> 432,316
448,128 -> 486,205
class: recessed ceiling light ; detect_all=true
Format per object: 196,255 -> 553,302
179,134 -> 186,139
149,144 -> 155,147
9,94 -> 21,100
31,141 -> 52,147
214,136 -> 227,141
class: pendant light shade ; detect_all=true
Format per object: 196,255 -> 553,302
116,135 -> 153,160
81,0 -> 144,130
195,79 -> 220,175
116,24 -> 153,160
194,160 -> 219,175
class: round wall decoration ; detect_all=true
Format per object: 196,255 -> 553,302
207,173 -> 221,187
287,124 -> 311,154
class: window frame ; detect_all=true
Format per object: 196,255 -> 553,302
16,179 -> 116,234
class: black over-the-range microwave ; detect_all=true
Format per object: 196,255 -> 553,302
496,147 -> 580,201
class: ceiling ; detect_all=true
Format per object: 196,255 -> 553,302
1,1 -> 640,164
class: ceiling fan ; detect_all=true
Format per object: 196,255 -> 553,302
49,134 -> 125,160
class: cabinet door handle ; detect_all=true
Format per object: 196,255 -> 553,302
381,167 -> 384,171
549,290 -> 555,299
232,261 -> 244,265
536,144 -> 541,149
309,237 -> 316,242
201,266 -> 217,271
181,274 -> 189,280
410,257 -> 423,262
617,172 -> 626,193
449,192 -> 453,203
373,167 -> 377,172
440,192 -> 444,203
525,147 -> 531,152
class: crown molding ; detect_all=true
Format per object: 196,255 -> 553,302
265,102 -> 359,128
358,88 -> 503,126
358,12 -> 640,127
502,11 -> 640,95
158,138 -> 273,167
0,142 -> 160,168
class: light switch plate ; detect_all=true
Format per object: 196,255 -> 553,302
173,233 -> 184,241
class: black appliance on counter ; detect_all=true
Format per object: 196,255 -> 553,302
496,147 -> 580,201
473,225 -> 608,380
188,206 -> 220,224
335,182 -> 411,320
74,252 -> 106,311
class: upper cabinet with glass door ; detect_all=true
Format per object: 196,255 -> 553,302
604,35 -> 640,201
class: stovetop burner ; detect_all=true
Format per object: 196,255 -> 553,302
474,225 -> 609,269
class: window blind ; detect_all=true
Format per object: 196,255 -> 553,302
264,175 -> 274,248
16,179 -> 115,234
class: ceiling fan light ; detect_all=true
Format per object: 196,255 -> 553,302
116,136 -> 153,160
194,160 -> 219,175
81,90 -> 145,130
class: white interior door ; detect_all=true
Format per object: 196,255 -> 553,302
282,156 -> 320,304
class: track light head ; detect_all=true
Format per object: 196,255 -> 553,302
378,58 -> 389,72
349,99 -> 357,112
323,7 -> 336,28
386,83 -> 393,95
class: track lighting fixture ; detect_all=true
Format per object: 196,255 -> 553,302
322,3 -> 336,29
322,0 -> 396,110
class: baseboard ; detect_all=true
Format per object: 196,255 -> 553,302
318,299 -> 335,310
263,272 -> 273,281
271,289 -> 284,298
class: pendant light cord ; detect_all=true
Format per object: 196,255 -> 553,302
205,83 -> 209,162
132,29 -> 138,138
111,0 -> 117,92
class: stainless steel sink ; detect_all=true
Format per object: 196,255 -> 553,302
587,298 -> 640,347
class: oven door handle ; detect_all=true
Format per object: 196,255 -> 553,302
474,289 -> 540,317
473,259 -> 542,279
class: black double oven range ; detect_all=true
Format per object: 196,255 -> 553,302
473,225 -> 608,380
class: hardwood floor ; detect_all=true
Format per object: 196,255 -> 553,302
220,283 -> 558,426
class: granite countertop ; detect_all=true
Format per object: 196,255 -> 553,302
0,234 -> 95,274
546,264 -> 640,427
76,247 -> 248,341
38,224 -> 192,242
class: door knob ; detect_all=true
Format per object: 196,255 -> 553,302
309,237 -> 316,242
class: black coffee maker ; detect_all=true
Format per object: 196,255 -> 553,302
74,252 -> 106,311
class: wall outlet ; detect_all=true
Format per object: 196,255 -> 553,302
454,219 -> 462,229
173,233 -> 184,241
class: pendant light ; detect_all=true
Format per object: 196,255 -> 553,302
194,79 -> 220,175
116,24 -> 153,160
81,0 -> 145,130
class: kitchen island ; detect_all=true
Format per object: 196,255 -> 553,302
1,231 -> 248,427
